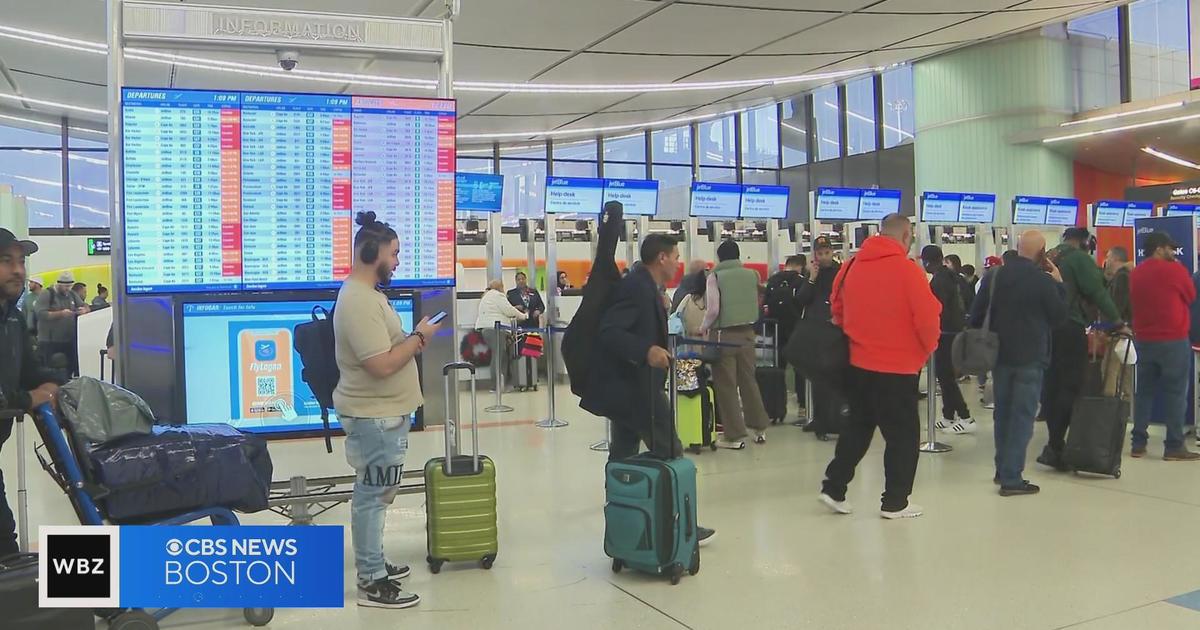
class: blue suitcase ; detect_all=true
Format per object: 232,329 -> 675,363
603,366 -> 700,585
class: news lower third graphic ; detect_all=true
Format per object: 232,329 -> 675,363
40,525 -> 344,609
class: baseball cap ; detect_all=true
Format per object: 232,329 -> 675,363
984,255 -> 1002,269
56,271 -> 75,285
1142,230 -> 1177,254
813,235 -> 834,251
1063,227 -> 1090,242
0,228 -> 37,256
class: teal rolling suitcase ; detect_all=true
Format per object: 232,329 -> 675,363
604,365 -> 700,585
425,362 -> 499,574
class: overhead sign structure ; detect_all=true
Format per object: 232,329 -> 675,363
1094,200 -> 1154,228
739,185 -> 790,219
689,182 -> 742,218
544,177 -> 605,215
455,173 -> 504,213
602,179 -> 658,216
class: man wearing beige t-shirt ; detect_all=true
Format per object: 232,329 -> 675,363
334,212 -> 441,610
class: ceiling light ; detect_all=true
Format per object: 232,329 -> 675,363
1141,146 -> 1200,170
1060,101 -> 1185,127
1042,112 -> 1200,143
0,22 -> 877,95
459,107 -> 753,140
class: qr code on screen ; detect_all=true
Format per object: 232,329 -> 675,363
256,376 -> 277,398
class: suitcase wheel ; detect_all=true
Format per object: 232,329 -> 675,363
1114,469 -> 1121,479
109,610 -> 159,630
670,563 -> 684,585
480,554 -> 496,570
244,608 -> 274,627
688,549 -> 700,576
612,559 -> 623,573
429,558 -> 444,574
689,445 -> 701,455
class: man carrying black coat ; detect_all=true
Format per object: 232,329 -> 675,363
793,236 -> 845,436
580,234 -> 714,545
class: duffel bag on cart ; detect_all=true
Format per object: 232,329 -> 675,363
82,424 -> 273,523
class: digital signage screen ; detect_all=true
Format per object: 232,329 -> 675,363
1166,203 -> 1200,227
858,188 -> 902,221
739,185 -> 790,219
689,182 -> 742,218
182,298 -> 416,434
1122,201 -> 1154,227
814,187 -> 860,221
920,192 -> 961,223
122,88 -> 457,293
958,193 -> 996,224
544,177 -> 605,215
1013,196 -> 1049,225
1045,197 -> 1080,226
1093,201 -> 1126,227
455,172 -> 504,213
602,179 -> 659,216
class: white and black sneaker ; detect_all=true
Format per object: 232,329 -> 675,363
358,579 -> 420,609
947,419 -> 977,434
385,562 -> 411,581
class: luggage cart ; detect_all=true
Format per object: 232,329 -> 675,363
30,405 -> 274,630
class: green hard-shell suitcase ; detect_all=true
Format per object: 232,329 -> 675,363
425,362 -> 498,574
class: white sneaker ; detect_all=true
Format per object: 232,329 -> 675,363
818,493 -> 853,515
880,503 -> 923,519
935,419 -> 953,431
982,401 -> 995,410
715,439 -> 745,450
947,419 -> 978,434
753,430 -> 767,444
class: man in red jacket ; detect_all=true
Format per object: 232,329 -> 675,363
819,213 -> 941,519
1129,231 -> 1199,461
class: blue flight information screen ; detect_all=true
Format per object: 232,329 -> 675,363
182,298 -> 416,434
1166,203 -> 1200,227
1093,201 -> 1125,227
921,192 -> 961,223
739,185 -> 790,219
602,178 -> 659,216
456,172 -> 504,213
690,182 -> 742,218
958,193 -> 996,223
814,187 -> 860,221
858,188 -> 902,221
1046,197 -> 1080,226
1013,196 -> 1049,225
1122,201 -> 1153,227
545,176 -> 605,214
121,88 -> 458,294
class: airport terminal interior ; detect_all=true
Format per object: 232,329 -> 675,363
5,0 -> 1200,628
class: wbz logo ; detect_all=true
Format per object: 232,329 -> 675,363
39,526 -> 121,608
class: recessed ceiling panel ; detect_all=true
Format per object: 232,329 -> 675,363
896,7 -> 1075,48
683,0 -> 872,9
866,0 -> 1008,12
534,53 -> 721,84
757,12 -> 965,54
594,3 -> 829,55
680,54 -> 860,82
458,114 -> 589,137
475,91 -> 641,117
453,0 -> 655,50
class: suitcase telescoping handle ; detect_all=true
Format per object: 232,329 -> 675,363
442,361 -> 480,475
0,408 -> 29,552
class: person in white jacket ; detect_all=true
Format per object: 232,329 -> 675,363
475,280 -> 528,391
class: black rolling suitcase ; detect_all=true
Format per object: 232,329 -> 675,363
1064,334 -> 1132,478
0,553 -> 94,629
755,320 -> 788,424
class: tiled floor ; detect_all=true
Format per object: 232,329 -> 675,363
5,380 -> 1200,630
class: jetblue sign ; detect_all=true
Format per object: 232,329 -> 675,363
41,525 -> 344,609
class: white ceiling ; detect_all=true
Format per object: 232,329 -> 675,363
0,0 -> 1125,140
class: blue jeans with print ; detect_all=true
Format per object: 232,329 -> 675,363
342,416 -> 411,584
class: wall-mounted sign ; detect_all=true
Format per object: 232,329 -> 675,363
87,237 -> 111,256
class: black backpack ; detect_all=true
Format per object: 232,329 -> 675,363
293,305 -> 339,453
764,271 -> 801,324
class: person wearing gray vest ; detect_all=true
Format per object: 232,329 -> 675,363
700,239 -> 771,448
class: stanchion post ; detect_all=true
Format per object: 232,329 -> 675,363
485,320 -> 513,413
919,354 -> 951,453
536,326 -> 568,428
794,379 -> 813,427
589,420 -> 611,452
15,413 -> 28,552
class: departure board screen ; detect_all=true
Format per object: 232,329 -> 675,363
121,88 -> 456,294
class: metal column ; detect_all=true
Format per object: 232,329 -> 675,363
487,212 -> 503,283
537,220 -> 566,428
106,0 -> 127,384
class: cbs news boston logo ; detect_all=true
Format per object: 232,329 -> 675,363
40,525 -> 343,609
